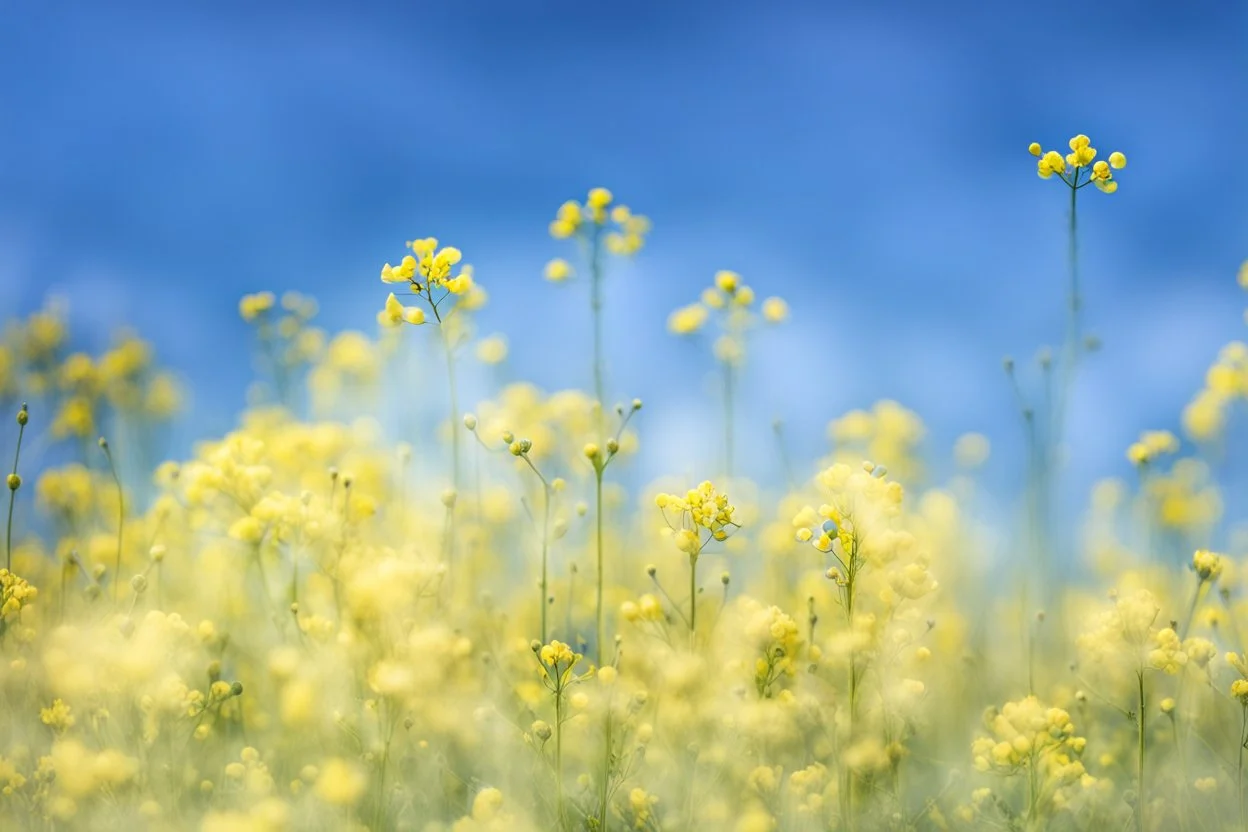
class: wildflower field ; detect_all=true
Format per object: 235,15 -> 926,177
1,136 -> 1247,832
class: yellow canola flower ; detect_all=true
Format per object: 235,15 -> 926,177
761,296 -> 789,323
668,303 -> 708,334
544,258 -> 573,282
377,293 -> 425,328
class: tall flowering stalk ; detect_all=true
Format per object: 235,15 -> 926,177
654,480 -> 739,646
1014,135 -> 1126,610
1029,135 -> 1126,449
547,190 -> 649,661
546,188 -> 649,436
5,404 -> 27,571
668,271 -> 787,479
376,238 -> 481,569
533,639 -> 590,831
584,398 -> 642,664
1077,589 -> 1187,832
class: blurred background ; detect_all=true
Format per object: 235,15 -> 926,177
1,0 -> 1246,520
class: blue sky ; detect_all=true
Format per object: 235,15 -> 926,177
1,1 -> 1246,518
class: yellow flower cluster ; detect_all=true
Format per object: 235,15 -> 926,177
1182,341 -> 1248,441
656,481 -> 737,555
828,400 -> 925,483
1126,429 -> 1179,466
381,238 -> 471,293
972,697 -> 1086,776
38,700 -> 75,734
0,568 -> 37,620
5,145 -> 1248,832
1030,134 -> 1126,193
666,270 -> 786,365
548,187 -> 650,256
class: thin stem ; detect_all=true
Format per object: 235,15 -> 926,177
598,705 -> 612,830
1180,578 -> 1207,640
100,439 -> 124,604
555,679 -> 566,829
688,552 -> 698,645
845,572 -> 858,832
1136,669 -> 1146,832
1239,704 -> 1246,832
590,230 -> 606,439
595,468 -> 605,665
6,405 -> 27,572
520,454 -> 554,645
723,360 -> 735,479
541,485 -> 551,645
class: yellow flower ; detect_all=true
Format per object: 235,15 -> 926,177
715,270 -> 740,293
1028,142 -> 1042,157
544,258 -> 573,282
377,293 -> 425,327
587,187 -> 613,211
1038,150 -> 1066,178
668,303 -> 708,335
539,640 -> 577,667
475,335 -> 508,365
40,699 -> 75,733
315,758 -> 366,805
239,292 -> 276,322
1108,151 -> 1126,169
762,296 -> 789,323
550,200 -> 583,239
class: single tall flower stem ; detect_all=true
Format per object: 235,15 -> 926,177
844,570 -> 858,832
589,232 -> 606,439
540,488 -> 551,644
723,360 -> 735,480
6,406 -> 28,571
428,298 -> 461,593
100,439 -> 124,603
442,330 -> 461,554
688,551 -> 699,646
522,454 -> 553,645
1238,703 -> 1247,832
555,678 -> 566,829
1136,668 -> 1146,832
598,705 -> 613,830
595,468 -> 605,665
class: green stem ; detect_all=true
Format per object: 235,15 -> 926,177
595,468 -> 605,665
100,439 -> 124,603
443,330 -> 460,570
598,708 -> 612,831
541,484 -> 551,645
1136,669 -> 1146,832
1180,579 -> 1206,640
555,680 -> 566,829
688,553 -> 698,645
845,574 -> 857,832
723,361 -> 735,480
1067,177 -> 1081,363
590,232 -> 606,439
5,407 -> 26,572
1239,704 -> 1246,832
